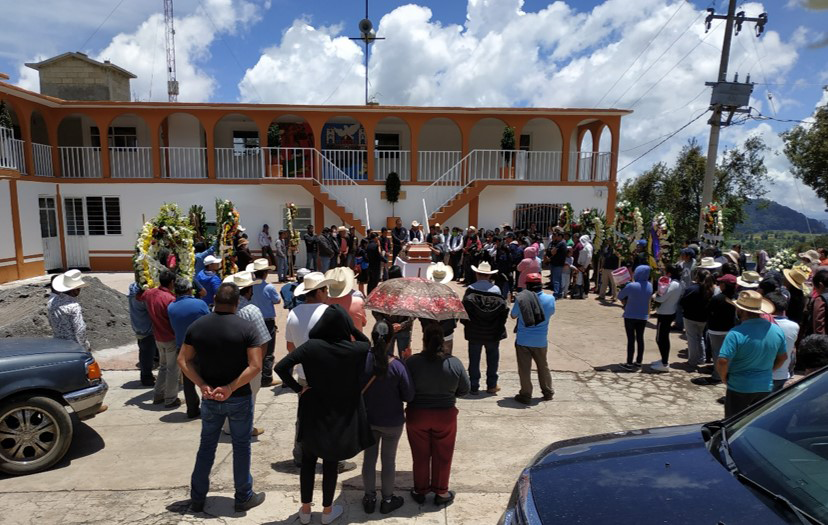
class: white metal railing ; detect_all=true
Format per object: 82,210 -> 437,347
161,147 -> 207,179
312,150 -> 366,226
595,152 -> 611,181
0,126 -> 15,170
9,138 -> 26,175
418,151 -> 461,182
216,147 -> 264,179
321,149 -> 366,181
522,151 -> 562,181
263,147 -> 316,179
110,146 -> 153,178
32,143 -> 54,176
571,151 -> 612,181
422,151 -> 470,218
375,150 -> 410,181
60,146 -> 102,178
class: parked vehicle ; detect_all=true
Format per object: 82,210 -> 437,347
0,337 -> 108,475
500,367 -> 828,525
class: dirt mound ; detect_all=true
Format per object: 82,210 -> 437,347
0,276 -> 134,350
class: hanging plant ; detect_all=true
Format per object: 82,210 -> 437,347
134,203 -> 195,290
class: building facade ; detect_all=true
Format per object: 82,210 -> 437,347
0,79 -> 629,283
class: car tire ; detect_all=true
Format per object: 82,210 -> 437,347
0,395 -> 73,475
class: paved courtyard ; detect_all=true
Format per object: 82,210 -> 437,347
0,273 -> 727,524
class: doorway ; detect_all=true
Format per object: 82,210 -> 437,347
38,196 -> 63,271
63,196 -> 90,268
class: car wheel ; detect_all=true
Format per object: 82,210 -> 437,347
0,396 -> 73,475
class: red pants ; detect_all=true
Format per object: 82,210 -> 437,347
405,406 -> 458,494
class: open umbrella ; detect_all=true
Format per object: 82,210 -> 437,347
365,277 -> 468,321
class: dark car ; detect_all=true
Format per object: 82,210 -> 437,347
0,337 -> 108,476
500,367 -> 828,525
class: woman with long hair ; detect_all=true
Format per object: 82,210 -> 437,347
405,324 -> 470,506
360,320 -> 414,515
274,305 -> 373,524
679,268 -> 715,372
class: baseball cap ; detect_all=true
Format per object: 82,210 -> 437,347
717,274 -> 737,284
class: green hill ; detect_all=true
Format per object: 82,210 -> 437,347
734,199 -> 827,234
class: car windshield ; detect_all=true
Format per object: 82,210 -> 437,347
724,370 -> 828,523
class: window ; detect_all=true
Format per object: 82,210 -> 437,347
284,206 -> 312,231
513,203 -> 562,233
232,131 -> 260,155
85,196 -> 122,235
375,133 -> 400,151
90,127 -> 138,148
38,197 -> 58,238
64,197 -> 85,236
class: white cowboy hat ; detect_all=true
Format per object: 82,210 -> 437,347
468,226 -> 477,232
426,262 -> 454,284
698,257 -> 722,269
471,261 -> 498,275
736,271 -> 761,289
245,258 -> 275,272
723,250 -> 740,265
203,255 -> 222,266
411,220 -> 420,227
325,266 -> 356,299
798,249 -> 821,263
53,269 -> 87,293
727,290 -> 774,315
294,272 -> 335,296
237,225 -> 246,232
337,226 -> 348,233
222,271 -> 261,288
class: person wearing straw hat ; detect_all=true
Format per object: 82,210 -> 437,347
462,261 -> 508,394
409,220 -> 423,243
246,258 -> 282,386
236,238 -> 254,276
325,266 -> 367,332
48,269 -> 90,351
736,271 -> 761,290
716,290 -> 788,417
798,249 -> 821,269
426,262 -> 454,285
782,266 -> 810,324
697,257 -> 722,272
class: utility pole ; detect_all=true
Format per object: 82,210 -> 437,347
349,0 -> 384,105
697,1 -> 767,239
164,0 -> 179,102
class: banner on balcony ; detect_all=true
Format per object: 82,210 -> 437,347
321,123 -> 366,149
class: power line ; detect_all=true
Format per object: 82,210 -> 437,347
593,0 -> 686,108
618,109 -> 710,172
319,62 -> 357,105
620,87 -> 711,153
78,0 -> 128,51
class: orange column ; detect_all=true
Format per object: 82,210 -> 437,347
8,179 -> 24,277
314,197 -> 324,230
97,117 -> 111,179
147,115 -> 164,179
18,111 -> 36,177
558,120 -> 575,183
468,194 -> 479,228
204,118 -> 217,180
47,118 -> 62,177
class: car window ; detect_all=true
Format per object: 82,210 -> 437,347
726,373 -> 828,522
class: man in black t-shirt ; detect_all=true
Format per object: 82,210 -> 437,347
302,225 -> 316,271
547,227 -> 568,299
178,283 -> 265,514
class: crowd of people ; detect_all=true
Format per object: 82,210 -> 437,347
42,217 -> 828,520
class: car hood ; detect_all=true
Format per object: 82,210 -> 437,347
0,337 -> 88,357
528,424 -> 789,525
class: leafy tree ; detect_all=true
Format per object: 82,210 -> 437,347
0,101 -> 12,130
620,137 -> 770,244
781,105 -> 828,206
267,123 -> 281,147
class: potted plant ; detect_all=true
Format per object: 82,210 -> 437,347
385,171 -> 401,229
267,123 -> 283,177
500,125 -> 516,179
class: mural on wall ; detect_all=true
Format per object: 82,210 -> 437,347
322,123 -> 366,149
320,122 -> 367,180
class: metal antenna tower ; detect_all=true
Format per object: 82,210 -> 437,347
349,0 -> 384,105
164,0 -> 179,102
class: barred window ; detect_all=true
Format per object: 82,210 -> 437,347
86,196 -> 122,235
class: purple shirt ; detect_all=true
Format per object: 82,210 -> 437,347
361,354 -> 414,427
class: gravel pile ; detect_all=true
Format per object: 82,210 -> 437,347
0,276 -> 134,350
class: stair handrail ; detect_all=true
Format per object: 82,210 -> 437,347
310,149 -> 366,227
422,150 -> 476,218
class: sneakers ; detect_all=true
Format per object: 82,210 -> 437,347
434,491 -> 456,506
410,489 -> 426,504
619,363 -> 636,371
298,507 -> 311,525
234,491 -> 265,512
363,494 -> 377,514
321,504 -> 344,524
486,386 -> 501,394
650,360 -> 670,373
380,495 -> 404,514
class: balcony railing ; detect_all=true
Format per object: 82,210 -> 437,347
0,127 -> 27,175
216,147 -> 264,179
110,147 -> 153,178
321,149 -> 366,181
161,147 -> 208,179
375,150 -> 410,181
264,147 -> 315,179
522,151 -> 562,181
60,146 -> 102,178
32,143 -> 54,177
418,151 -> 461,182
571,151 -> 611,182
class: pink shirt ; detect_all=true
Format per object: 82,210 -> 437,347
326,293 -> 367,332
517,246 -> 541,289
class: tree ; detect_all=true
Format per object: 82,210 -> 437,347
267,123 -> 281,148
385,171 -> 401,216
619,137 -> 770,244
781,105 -> 828,206
0,101 -> 12,130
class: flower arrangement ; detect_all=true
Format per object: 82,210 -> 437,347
609,200 -> 639,261
133,203 -> 195,290
558,203 -> 574,234
216,198 -> 240,278
702,202 -> 725,246
592,216 -> 605,248
188,204 -> 211,245
284,202 -> 301,250
766,249 -> 799,272
630,207 -> 644,253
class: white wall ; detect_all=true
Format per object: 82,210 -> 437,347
375,119 -> 411,149
167,113 -> 205,148
418,119 -> 461,151
16,180 -> 55,257
470,118 -> 508,150
475,185 -> 609,231
522,119 -> 563,151
214,117 -> 258,148
0,181 -> 15,261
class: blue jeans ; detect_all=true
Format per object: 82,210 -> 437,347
468,341 -> 500,391
276,256 -> 287,281
306,251 -> 316,271
318,255 -> 331,273
137,334 -> 156,381
190,395 -> 254,505
550,266 -> 564,298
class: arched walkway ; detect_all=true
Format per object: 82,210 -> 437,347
321,116 -> 366,180
108,113 -> 152,178
418,117 -> 462,181
470,117 -> 512,180
214,114 -> 261,179
160,113 -> 207,178
375,117 -> 411,181
267,115 -> 314,178
0,100 -> 25,173
30,110 -> 52,176
57,113 -> 102,178
521,118 -> 563,181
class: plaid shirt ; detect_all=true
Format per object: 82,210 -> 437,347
237,296 -> 271,346
48,293 -> 90,350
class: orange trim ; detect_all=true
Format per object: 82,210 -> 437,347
0,265 -> 18,284
0,256 -> 16,263
88,249 -> 134,254
88,256 -> 133,272
468,195 -> 479,228
8,180 -> 25,269
18,259 -> 44,279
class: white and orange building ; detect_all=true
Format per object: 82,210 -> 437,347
0,54 -> 630,284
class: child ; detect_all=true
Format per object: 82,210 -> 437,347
561,247 -> 573,299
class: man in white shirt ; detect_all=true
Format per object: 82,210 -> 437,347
259,225 -> 275,267
766,291 -> 799,391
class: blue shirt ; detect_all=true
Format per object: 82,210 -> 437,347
719,318 -> 787,393
127,282 -> 153,336
617,266 -> 652,321
511,291 -> 556,347
194,246 -> 215,275
195,269 -> 222,306
250,281 -> 281,319
469,280 -> 501,295
167,296 -> 210,348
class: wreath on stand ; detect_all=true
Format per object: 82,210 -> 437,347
702,202 -> 725,248
558,203 -> 574,235
648,211 -> 673,271
216,198 -> 240,278
134,203 -> 195,289
285,202 -> 301,277
610,200 -> 643,263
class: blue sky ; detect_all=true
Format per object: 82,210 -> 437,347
2,0 -> 827,216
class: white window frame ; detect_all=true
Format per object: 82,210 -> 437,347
85,195 -> 122,236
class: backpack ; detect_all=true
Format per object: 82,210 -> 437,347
281,282 -> 301,310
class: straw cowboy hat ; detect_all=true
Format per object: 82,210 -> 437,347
245,258 -> 275,272
324,266 -> 356,299
471,261 -> 498,275
426,262 -> 454,284
799,249 -> 821,263
222,271 -> 261,288
723,250 -> 740,265
727,290 -> 774,315
337,226 -> 348,233
53,269 -> 87,293
468,226 -> 477,232
294,272 -> 334,296
203,254 -> 222,266
736,271 -> 761,289
237,238 -> 249,247
411,220 -> 420,227
783,266 -> 810,291
698,257 -> 722,270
